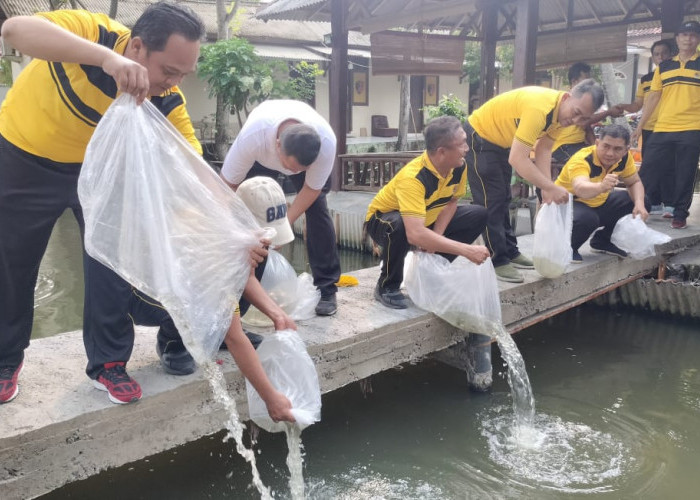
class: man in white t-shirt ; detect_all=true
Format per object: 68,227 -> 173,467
221,100 -> 341,316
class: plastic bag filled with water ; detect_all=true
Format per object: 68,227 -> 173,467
532,195 -> 573,278
611,214 -> 671,259
78,95 -> 261,364
246,329 -> 322,432
243,250 -> 321,327
403,251 -> 502,336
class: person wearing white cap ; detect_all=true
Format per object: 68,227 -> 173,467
221,100 -> 341,316
237,176 -> 296,247
234,176 -> 295,342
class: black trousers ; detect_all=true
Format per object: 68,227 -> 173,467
0,135 -> 183,377
245,162 -> 341,297
571,190 -> 644,251
640,130 -> 700,220
464,123 -> 519,267
641,129 -> 675,206
365,204 -> 487,291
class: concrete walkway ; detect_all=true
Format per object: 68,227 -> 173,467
2,209 -> 700,499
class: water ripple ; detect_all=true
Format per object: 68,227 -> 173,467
475,395 -> 665,496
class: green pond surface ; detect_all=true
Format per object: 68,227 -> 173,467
39,305 -> 700,499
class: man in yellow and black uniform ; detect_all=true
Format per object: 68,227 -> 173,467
618,38 -> 675,214
0,3 -> 205,404
552,62 -> 622,165
633,20 -> 700,229
365,116 -> 489,309
556,124 -> 648,262
551,62 -> 592,163
464,80 -> 604,283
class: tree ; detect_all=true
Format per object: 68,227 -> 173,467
462,41 -> 514,94
423,93 -> 468,123
198,37 -> 278,158
395,75 -> 411,151
205,0 -> 244,161
287,61 -> 323,104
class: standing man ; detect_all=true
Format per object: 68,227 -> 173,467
365,116 -> 490,309
0,3 -> 285,411
0,2 -> 206,404
617,39 -> 675,216
555,124 -> 649,263
632,21 -> 700,230
221,100 -> 341,316
464,79 -> 605,283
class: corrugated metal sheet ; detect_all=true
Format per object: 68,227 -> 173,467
254,43 -> 328,61
0,0 -> 370,47
595,279 -> 700,319
257,0 -> 325,20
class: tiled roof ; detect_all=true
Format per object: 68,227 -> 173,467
0,0 -> 369,46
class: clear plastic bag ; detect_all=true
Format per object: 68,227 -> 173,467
403,251 -> 502,336
243,250 -> 320,327
611,214 -> 671,259
246,329 -> 322,432
78,95 -> 261,364
532,195 -> 573,278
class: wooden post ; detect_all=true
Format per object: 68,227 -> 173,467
661,0 -> 684,33
329,0 -> 349,192
512,0 -> 539,88
480,1 -> 498,103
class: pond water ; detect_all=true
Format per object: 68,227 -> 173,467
32,209 -> 700,499
31,211 -> 379,339
40,305 -> 700,499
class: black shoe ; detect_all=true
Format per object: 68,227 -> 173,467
219,331 -> 264,351
590,239 -> 627,258
156,340 -> 196,375
315,293 -> 338,316
374,284 -> 409,309
571,249 -> 583,263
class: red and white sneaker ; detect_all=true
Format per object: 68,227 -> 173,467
93,362 -> 142,404
0,362 -> 23,404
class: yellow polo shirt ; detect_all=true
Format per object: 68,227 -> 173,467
650,54 -> 700,132
365,151 -> 467,226
636,70 -> 660,131
0,9 -> 202,163
468,86 -> 566,149
551,125 -> 586,151
555,145 -> 637,207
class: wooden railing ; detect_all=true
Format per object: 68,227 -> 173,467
339,151 -> 421,192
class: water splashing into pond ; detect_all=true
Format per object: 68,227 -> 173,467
203,361 -> 273,499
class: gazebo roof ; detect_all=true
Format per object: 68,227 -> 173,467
258,0 -> 700,38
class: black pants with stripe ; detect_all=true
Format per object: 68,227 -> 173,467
571,190 -> 644,252
464,123 -> 520,267
641,129 -> 675,207
0,135 -> 182,377
365,204 -> 487,291
245,162 -> 341,298
640,130 -> 700,220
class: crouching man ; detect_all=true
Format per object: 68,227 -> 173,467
555,124 -> 649,263
364,116 -> 490,309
